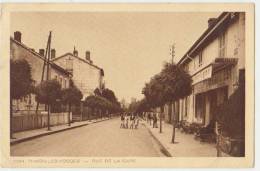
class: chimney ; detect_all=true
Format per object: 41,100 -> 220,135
39,49 -> 45,56
31,48 -> 35,52
51,49 -> 56,59
14,31 -> 22,43
73,46 -> 78,57
85,51 -> 90,61
208,18 -> 217,28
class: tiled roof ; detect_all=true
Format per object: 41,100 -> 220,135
51,52 -> 103,72
10,37 -> 71,76
178,12 -> 239,65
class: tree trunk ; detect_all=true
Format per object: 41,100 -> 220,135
172,101 -> 176,143
47,104 -> 51,131
159,106 -> 163,133
10,98 -> 14,139
68,103 -> 71,126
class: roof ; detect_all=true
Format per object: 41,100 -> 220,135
178,12 -> 239,65
10,37 -> 71,76
51,52 -> 104,72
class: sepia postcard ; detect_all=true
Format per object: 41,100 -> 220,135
0,3 -> 255,168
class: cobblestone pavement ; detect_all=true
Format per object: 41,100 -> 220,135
11,118 -> 165,157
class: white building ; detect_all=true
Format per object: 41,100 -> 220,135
164,12 -> 245,126
51,48 -> 104,99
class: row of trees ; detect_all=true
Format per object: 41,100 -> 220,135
11,59 -> 83,133
85,87 -> 122,117
10,59 -> 122,137
130,62 -> 192,143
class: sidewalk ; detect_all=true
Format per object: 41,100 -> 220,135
143,120 -> 217,157
11,117 -> 113,145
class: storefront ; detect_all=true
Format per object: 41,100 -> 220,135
192,58 -> 237,126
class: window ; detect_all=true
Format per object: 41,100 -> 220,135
198,51 -> 203,67
219,32 -> 226,57
55,75 -> 58,80
60,77 -> 63,86
66,57 -> 73,71
64,79 -> 67,88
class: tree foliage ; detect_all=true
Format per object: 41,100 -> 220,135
94,88 -> 102,96
102,88 -> 118,103
61,80 -> 83,105
128,98 -> 150,114
10,59 -> 34,99
142,62 -> 192,107
35,79 -> 62,105
85,87 -> 122,113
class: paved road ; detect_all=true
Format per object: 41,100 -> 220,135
11,118 -> 165,157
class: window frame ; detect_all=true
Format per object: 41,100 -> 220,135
219,32 -> 226,57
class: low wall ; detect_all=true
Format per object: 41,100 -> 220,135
12,112 -> 70,132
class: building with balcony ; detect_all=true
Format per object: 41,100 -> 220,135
164,12 -> 245,126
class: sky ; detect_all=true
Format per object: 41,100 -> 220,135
11,12 -> 220,103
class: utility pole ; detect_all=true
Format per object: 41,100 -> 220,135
170,43 -> 175,64
170,43 -> 176,143
46,31 -> 52,131
35,32 -> 52,128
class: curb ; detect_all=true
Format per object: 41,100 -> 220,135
142,122 -> 172,157
10,118 -> 112,145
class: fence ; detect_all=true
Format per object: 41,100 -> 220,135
12,112 -> 69,132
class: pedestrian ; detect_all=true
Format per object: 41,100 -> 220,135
130,114 -> 135,129
153,113 -> 158,128
120,114 -> 125,128
125,115 -> 129,129
135,115 -> 139,129
148,112 -> 152,125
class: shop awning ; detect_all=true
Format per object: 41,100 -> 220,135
212,58 -> 238,73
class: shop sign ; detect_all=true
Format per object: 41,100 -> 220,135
192,65 -> 212,85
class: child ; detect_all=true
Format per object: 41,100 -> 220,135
120,114 -> 125,128
130,114 -> 135,129
125,116 -> 129,129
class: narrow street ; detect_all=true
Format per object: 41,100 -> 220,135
11,118 -> 165,157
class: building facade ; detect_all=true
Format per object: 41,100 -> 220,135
164,12 -> 245,126
10,32 -> 71,113
51,49 -> 105,99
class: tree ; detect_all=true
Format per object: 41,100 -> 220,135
94,88 -> 102,96
142,73 -> 167,133
159,62 -> 192,143
10,59 -> 34,138
101,88 -> 118,103
61,80 -> 83,126
142,62 -> 192,140
35,79 -> 62,130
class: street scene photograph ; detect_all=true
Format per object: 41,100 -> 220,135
9,10 -> 247,158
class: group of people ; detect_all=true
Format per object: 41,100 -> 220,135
146,112 -> 158,128
120,113 -> 139,129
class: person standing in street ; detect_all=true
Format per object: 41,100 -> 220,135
120,113 -> 125,128
148,112 -> 152,125
130,114 -> 135,129
125,114 -> 129,129
153,113 -> 158,128
135,115 -> 139,129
